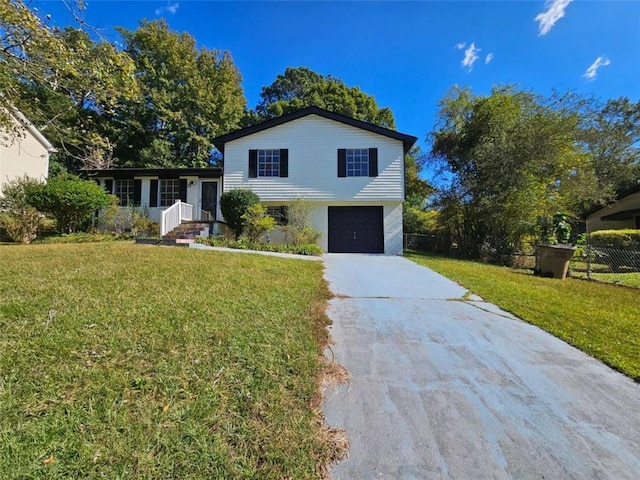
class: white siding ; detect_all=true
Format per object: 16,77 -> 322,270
223,115 -> 405,202
0,122 -> 50,195
587,191 -> 640,233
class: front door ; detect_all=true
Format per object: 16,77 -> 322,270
200,181 -> 218,220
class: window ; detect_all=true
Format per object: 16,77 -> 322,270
113,179 -> 135,206
258,149 -> 280,177
249,149 -> 288,178
160,179 -> 181,207
338,148 -> 377,178
266,206 -> 288,226
346,149 -> 369,177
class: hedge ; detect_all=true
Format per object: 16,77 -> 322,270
590,229 -> 640,250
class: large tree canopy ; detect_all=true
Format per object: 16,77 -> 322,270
1,0 -> 138,170
251,67 -> 396,129
430,86 -> 600,261
112,20 -> 246,168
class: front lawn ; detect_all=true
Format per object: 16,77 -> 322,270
407,252 -> 640,380
0,243 -> 335,478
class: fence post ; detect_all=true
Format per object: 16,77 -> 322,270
586,243 -> 592,280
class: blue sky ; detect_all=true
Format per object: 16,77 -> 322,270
36,0 -> 640,151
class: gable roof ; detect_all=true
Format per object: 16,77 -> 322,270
6,107 -> 56,153
212,106 -> 418,154
583,183 -> 640,219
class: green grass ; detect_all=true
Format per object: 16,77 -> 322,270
571,271 -> 640,289
407,252 -> 640,380
0,243 -> 334,478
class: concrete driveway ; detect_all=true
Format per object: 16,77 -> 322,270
322,254 -> 640,480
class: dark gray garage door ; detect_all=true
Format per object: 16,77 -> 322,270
328,206 -> 384,253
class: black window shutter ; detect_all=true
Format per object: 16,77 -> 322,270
248,150 -> 257,178
133,180 -> 142,204
279,149 -> 288,177
337,149 -> 347,177
179,179 -> 188,202
150,180 -> 158,207
105,179 -> 113,194
368,148 -> 378,177
281,206 -> 289,225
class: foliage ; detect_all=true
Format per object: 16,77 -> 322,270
26,175 -> 114,233
283,198 -> 321,245
0,243 -> 335,477
251,66 -> 395,129
403,207 -> 439,234
589,229 -> 640,250
113,19 -> 245,168
220,189 -> 260,239
404,147 -> 434,209
132,216 -> 160,237
539,212 -> 572,245
32,232 -> 132,243
241,204 -> 276,242
0,176 -> 44,243
197,237 -> 323,256
430,86 -> 597,262
1,1 -> 138,169
407,252 -> 640,380
97,201 -> 157,236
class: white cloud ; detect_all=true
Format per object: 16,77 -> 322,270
461,43 -> 481,71
155,2 -> 179,15
485,53 -> 494,64
456,42 -> 466,50
535,0 -> 573,36
583,55 -> 611,81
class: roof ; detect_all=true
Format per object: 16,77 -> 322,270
83,167 -> 222,179
583,183 -> 640,219
212,106 -> 418,154
8,107 -> 56,153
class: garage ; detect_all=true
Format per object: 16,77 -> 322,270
328,206 -> 384,253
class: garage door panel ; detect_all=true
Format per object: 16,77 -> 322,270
328,206 -> 384,253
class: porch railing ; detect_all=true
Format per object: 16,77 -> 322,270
200,209 -> 214,221
161,200 -> 194,236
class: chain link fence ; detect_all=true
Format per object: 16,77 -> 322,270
570,245 -> 640,287
403,233 -> 452,255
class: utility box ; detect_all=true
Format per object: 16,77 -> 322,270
535,244 -> 576,279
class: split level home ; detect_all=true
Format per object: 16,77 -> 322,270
584,184 -> 640,234
0,108 -> 55,195
87,106 -> 417,254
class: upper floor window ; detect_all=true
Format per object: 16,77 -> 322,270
114,179 -> 135,206
338,148 -> 378,178
248,149 -> 289,178
160,179 -> 181,207
346,149 -> 369,177
258,149 -> 280,177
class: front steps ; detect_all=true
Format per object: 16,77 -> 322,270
161,221 -> 210,246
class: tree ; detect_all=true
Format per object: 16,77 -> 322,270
252,67 -> 396,129
219,189 -> 260,239
430,86 -> 597,262
1,1 -> 138,169
27,175 -> 114,233
112,20 -> 246,168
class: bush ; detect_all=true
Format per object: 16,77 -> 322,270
26,175 -> 114,233
403,206 -> 439,234
0,176 -> 45,243
132,216 -> 160,237
220,189 -> 260,239
590,229 -> 640,250
241,204 -> 276,242
33,232 -> 132,244
282,198 -> 321,245
196,237 -> 323,256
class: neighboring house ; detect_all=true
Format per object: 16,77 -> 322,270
585,184 -> 640,233
213,106 -> 417,254
0,108 -> 55,195
85,167 -> 223,232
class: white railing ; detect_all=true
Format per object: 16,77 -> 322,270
200,209 -> 214,221
161,200 -> 194,236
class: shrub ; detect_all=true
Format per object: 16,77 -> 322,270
282,197 -> 321,245
590,229 -> 640,250
26,174 -> 114,233
220,189 -> 260,239
132,216 -> 160,237
0,176 -> 44,243
241,204 -> 276,242
196,237 -> 323,256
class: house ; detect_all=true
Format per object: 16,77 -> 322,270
0,108 -> 55,195
85,167 -> 223,236
585,184 -> 640,234
213,106 -> 417,254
